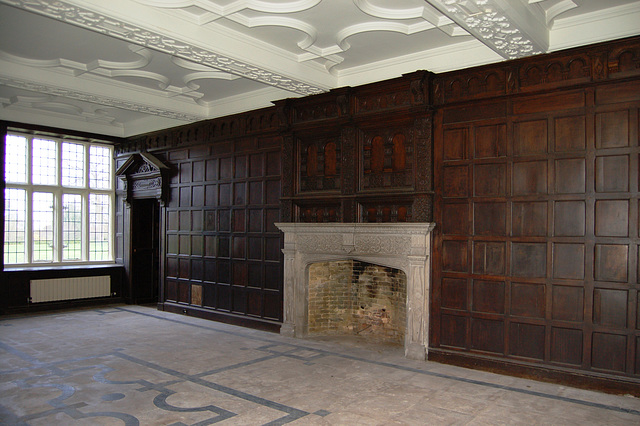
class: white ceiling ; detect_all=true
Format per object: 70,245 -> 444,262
1,0 -> 639,138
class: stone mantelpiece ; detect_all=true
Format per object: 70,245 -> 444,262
275,223 -> 436,360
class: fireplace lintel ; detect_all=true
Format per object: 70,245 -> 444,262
275,222 -> 435,360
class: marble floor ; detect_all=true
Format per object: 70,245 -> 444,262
1,305 -> 639,425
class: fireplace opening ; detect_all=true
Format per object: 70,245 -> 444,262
308,260 -> 407,345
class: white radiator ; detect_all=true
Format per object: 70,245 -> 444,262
30,276 -> 111,303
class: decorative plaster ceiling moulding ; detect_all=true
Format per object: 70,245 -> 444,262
426,0 -> 549,59
0,0 -> 326,96
0,76 -> 203,121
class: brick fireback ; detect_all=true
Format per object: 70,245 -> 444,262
308,260 -> 407,345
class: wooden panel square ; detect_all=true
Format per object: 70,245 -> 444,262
443,203 -> 469,235
554,201 -> 585,236
217,284 -> 231,310
248,263 -> 263,287
234,182 -> 246,205
180,162 -> 192,183
595,244 -> 629,282
514,120 -> 547,156
443,165 -> 469,197
205,236 -> 215,257
593,288 -> 628,328
596,110 -> 629,149
511,243 -> 547,278
555,158 -> 585,194
551,327 -> 583,365
513,161 -> 547,195
203,284 -> 216,307
471,318 -> 504,353
179,235 -> 190,255
167,234 -> 178,255
442,278 -> 467,310
473,242 -> 506,275
192,186 -> 204,207
265,237 -> 281,261
218,236 -> 230,258
232,287 -> 247,313
248,209 -> 262,232
192,161 -> 205,181
191,284 -> 203,306
220,157 -> 233,179
552,285 -> 584,322
179,258 -> 190,279
266,151 -> 281,176
191,235 -> 203,257
592,333 -> 627,372
204,259 -> 216,282
266,180 -> 280,204
264,264 -> 282,290
442,240 -> 469,273
472,280 -> 505,314
218,210 -> 230,232
264,292 -> 282,321
219,183 -> 231,206
166,257 -> 178,278
205,209 -> 216,231
167,211 -> 178,231
180,187 -> 191,206
166,280 -> 177,301
247,290 -> 262,316
233,210 -> 245,232
249,153 -> 264,177
475,124 -> 506,158
205,184 -> 217,206
595,200 -> 629,237
249,181 -> 263,205
443,128 -> 467,160
232,236 -> 246,259
474,163 -> 506,196
511,282 -> 545,318
265,209 -> 280,232
474,202 -> 506,236
179,211 -> 190,231
178,281 -> 189,303
233,262 -> 248,286
512,201 -> 547,237
441,314 -> 467,348
553,243 -> 585,280
555,116 -> 585,152
509,323 -> 545,360
248,237 -> 262,260
206,159 -> 218,181
596,155 -> 629,192
192,210 -> 202,232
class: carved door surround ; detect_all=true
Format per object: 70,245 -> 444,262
115,152 -> 169,205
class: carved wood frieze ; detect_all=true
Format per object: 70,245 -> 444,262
433,37 -> 640,104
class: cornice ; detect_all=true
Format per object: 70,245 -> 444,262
0,76 -> 203,121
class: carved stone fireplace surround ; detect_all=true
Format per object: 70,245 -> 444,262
275,223 -> 436,360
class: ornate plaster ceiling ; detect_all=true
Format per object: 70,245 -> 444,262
1,0 -> 639,137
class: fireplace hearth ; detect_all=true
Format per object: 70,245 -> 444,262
275,223 -> 435,360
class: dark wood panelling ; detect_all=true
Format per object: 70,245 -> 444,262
433,36 -> 640,387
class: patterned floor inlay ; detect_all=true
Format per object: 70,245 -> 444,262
1,305 -> 639,425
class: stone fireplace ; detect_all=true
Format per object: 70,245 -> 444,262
275,223 -> 436,360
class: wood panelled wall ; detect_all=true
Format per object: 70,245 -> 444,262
431,38 -> 640,386
116,36 -> 640,387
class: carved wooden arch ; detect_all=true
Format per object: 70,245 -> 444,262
115,152 -> 170,206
